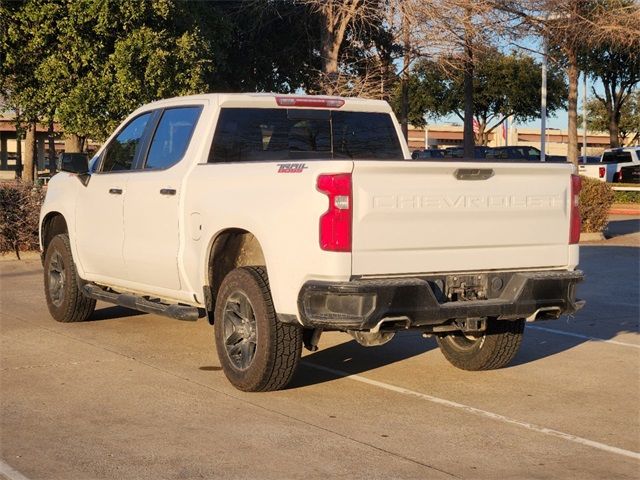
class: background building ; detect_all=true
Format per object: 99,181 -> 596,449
410,124 -> 616,157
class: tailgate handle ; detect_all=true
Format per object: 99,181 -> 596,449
454,168 -> 494,181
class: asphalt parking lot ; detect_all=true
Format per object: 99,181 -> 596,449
1,243 -> 639,479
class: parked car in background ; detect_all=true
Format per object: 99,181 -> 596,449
620,164 -> 640,184
600,147 -> 640,182
443,146 -> 489,159
411,149 -> 445,160
578,155 -> 607,182
579,156 -> 601,163
487,146 -> 567,163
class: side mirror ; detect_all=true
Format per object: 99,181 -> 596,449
59,153 -> 89,174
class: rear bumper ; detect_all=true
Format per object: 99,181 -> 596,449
297,270 -> 584,331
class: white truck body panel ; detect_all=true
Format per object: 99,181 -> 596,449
351,161 -> 575,276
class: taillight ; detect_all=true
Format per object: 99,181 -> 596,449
570,174 -> 581,244
599,167 -> 605,178
317,173 -> 352,252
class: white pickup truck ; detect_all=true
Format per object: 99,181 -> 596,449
40,93 -> 584,391
601,147 -> 640,182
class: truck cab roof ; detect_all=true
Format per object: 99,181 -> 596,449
134,93 -> 394,115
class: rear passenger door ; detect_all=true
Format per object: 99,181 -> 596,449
122,106 -> 202,291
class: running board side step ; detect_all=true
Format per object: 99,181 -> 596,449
83,284 -> 205,321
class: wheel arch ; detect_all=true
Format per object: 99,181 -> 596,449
204,228 -> 267,322
41,212 -> 68,256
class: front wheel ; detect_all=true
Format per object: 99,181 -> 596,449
214,266 -> 302,392
44,234 -> 96,322
436,319 -> 525,371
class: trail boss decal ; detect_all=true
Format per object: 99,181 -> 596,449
277,163 -> 308,173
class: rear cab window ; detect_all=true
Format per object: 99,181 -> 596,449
208,108 -> 403,163
602,151 -> 632,163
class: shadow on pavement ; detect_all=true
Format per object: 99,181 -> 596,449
291,333 -> 437,389
88,305 -> 148,321
290,246 -> 639,388
606,218 -> 640,238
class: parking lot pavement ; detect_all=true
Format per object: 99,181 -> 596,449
1,246 -> 639,480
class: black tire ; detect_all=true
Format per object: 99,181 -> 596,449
436,319 -> 525,371
44,234 -> 96,322
214,266 -> 302,392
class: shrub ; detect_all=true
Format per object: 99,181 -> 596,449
579,176 -> 614,233
613,189 -> 640,204
0,181 -> 45,259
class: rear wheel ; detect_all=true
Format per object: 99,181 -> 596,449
436,319 -> 525,371
214,266 -> 302,392
44,234 -> 96,322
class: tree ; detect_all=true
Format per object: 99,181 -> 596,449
580,41 -> 639,147
198,1 -> 321,94
400,0 -> 517,158
505,0 -> 640,165
579,91 -> 640,146
402,48 -> 567,144
0,0 -> 54,181
53,1 -> 219,143
300,0 -> 368,76
1,0 -> 224,165
297,0 -> 393,96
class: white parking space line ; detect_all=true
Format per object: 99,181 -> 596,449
305,363 -> 640,461
0,460 -> 31,480
527,325 -> 640,349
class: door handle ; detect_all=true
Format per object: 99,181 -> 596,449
454,169 -> 494,181
160,188 -> 176,196
108,188 -> 123,195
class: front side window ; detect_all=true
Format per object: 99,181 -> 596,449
100,113 -> 152,172
145,107 -> 202,170
527,148 -> 541,160
208,108 -> 403,163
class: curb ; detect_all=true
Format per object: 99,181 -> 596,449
580,232 -> 605,242
609,203 -> 640,215
609,208 -> 640,215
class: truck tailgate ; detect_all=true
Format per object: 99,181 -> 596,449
351,161 -> 573,276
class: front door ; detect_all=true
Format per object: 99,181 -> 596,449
75,112 -> 153,280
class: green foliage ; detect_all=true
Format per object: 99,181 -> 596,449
613,189 -> 640,204
396,48 -> 567,132
579,176 -> 615,233
579,91 -> 640,144
0,181 -> 45,258
577,2 -> 640,147
202,1 -> 321,93
1,0 -> 225,140
0,1 -> 327,141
